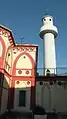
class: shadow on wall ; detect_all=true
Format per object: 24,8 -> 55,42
0,76 -> 34,118
0,73 -> 46,118
0,74 -> 67,119
0,72 -> 9,115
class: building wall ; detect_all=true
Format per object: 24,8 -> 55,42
5,46 -> 38,111
0,28 -> 11,69
14,80 -> 31,111
0,74 -> 11,114
1,88 -> 8,114
5,46 -> 37,76
36,81 -> 67,112
0,25 -> 38,114
5,48 -> 12,74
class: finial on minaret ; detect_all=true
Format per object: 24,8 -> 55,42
45,9 -> 49,16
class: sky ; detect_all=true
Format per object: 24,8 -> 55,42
0,0 -> 67,71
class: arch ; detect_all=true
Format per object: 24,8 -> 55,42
0,36 -> 6,57
0,36 -> 6,68
12,52 -> 35,76
16,54 -> 32,69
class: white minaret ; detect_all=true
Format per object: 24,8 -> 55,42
39,15 -> 58,75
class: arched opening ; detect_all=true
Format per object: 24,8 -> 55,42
12,52 -> 35,76
0,36 -> 6,57
0,36 -> 6,68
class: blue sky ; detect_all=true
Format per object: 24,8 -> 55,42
0,0 -> 67,69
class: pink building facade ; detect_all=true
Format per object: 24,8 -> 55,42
0,25 -> 38,114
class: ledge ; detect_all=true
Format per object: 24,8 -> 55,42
35,75 -> 67,81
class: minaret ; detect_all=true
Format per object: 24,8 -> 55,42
39,15 -> 58,75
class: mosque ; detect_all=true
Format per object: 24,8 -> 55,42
0,15 -> 67,116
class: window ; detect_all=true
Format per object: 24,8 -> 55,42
44,18 -> 46,21
49,19 -> 51,21
19,90 -> 26,106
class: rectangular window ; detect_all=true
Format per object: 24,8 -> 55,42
19,90 -> 26,106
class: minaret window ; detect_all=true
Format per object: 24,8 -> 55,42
44,18 -> 46,21
49,19 -> 51,21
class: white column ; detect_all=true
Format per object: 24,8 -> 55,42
43,33 -> 56,74
39,15 -> 58,76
